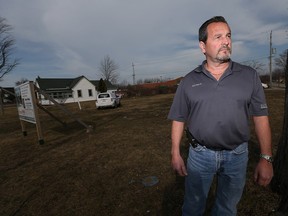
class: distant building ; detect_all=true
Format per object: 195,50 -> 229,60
36,76 -> 117,105
125,77 -> 183,96
136,77 -> 183,89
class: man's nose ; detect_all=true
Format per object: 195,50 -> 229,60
222,36 -> 230,45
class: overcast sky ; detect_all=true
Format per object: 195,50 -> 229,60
0,0 -> 287,87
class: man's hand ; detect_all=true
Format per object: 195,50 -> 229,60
254,159 -> 274,186
171,154 -> 188,176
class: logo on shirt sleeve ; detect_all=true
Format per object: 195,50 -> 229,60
260,104 -> 268,109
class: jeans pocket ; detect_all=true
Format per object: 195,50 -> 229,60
232,142 -> 248,155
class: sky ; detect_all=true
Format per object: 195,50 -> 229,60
0,0 -> 287,87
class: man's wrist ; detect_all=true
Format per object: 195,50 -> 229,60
260,154 -> 273,163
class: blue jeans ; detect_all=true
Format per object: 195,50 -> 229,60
182,142 -> 248,216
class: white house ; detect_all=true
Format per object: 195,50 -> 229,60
35,76 -> 117,105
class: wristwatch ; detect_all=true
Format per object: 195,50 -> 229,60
260,154 -> 273,163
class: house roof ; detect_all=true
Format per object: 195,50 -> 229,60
90,80 -> 116,90
36,76 -> 82,92
36,76 -> 117,92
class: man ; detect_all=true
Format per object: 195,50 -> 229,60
168,16 -> 274,216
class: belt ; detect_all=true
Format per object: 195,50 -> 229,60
191,143 -> 226,151
185,129 -> 227,151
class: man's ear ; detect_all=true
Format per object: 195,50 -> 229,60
199,41 -> 206,54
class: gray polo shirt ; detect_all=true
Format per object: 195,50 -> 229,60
168,60 -> 268,150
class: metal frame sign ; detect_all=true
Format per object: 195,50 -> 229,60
15,81 -> 37,124
15,81 -> 44,144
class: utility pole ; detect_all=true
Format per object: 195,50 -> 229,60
269,31 -> 277,88
132,62 -> 135,85
269,30 -> 272,88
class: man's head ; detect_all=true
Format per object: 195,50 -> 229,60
199,16 -> 232,63
199,16 -> 230,43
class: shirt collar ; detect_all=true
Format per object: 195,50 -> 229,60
194,60 -> 236,74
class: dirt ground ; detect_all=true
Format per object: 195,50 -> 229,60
0,89 -> 285,216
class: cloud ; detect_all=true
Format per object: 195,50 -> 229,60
0,0 -> 287,86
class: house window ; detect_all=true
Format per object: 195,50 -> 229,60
77,90 -> 82,98
88,89 -> 93,97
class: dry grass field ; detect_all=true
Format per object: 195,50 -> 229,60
0,89 -> 285,216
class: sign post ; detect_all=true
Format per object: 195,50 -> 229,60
15,81 -> 44,144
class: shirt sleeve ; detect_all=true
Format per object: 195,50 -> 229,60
249,71 -> 269,116
167,78 -> 189,122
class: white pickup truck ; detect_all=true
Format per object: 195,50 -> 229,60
95,92 -> 120,109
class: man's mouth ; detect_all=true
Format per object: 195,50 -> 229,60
219,46 -> 231,52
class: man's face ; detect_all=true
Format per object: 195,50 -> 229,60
199,22 -> 232,63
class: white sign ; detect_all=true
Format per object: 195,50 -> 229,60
15,82 -> 37,124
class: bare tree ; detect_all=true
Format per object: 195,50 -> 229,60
0,17 -> 19,80
274,50 -> 287,71
98,55 -> 119,84
243,60 -> 265,74
269,50 -> 288,85
15,78 -> 28,86
119,79 -> 128,87
136,79 -> 143,85
143,77 -> 166,84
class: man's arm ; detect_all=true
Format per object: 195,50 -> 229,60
253,116 -> 274,186
171,120 -> 187,176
